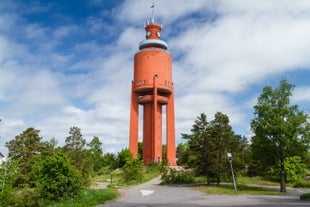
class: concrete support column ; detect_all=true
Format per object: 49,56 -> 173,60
166,93 -> 176,165
129,83 -> 139,158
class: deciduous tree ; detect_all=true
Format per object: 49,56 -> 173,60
251,79 -> 310,192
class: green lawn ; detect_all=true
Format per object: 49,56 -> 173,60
49,188 -> 118,207
192,184 -> 285,195
237,176 -> 279,186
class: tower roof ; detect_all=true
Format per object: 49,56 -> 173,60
139,18 -> 168,50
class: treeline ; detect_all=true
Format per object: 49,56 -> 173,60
175,79 -> 310,192
0,126 -> 144,206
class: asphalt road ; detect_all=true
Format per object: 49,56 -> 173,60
99,177 -> 310,207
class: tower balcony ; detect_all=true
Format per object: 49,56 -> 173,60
138,95 -> 168,105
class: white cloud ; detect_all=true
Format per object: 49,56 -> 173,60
293,87 -> 310,103
1,0 -> 310,156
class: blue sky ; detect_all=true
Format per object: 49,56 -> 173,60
0,0 -> 310,154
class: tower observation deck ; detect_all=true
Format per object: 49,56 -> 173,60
129,17 -> 176,165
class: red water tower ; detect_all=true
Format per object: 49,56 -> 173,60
129,18 -> 176,165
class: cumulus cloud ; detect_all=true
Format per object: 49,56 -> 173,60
1,0 -> 310,155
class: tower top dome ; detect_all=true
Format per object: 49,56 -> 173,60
139,18 -> 168,50
139,4 -> 168,51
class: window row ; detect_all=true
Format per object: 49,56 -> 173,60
134,80 -> 174,87
137,56 -> 171,62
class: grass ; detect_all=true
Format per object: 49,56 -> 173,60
49,188 -> 118,207
237,176 -> 279,186
94,165 -> 161,187
191,184 -> 285,195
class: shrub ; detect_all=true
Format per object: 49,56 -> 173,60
0,159 -> 19,206
270,156 -> 307,182
300,193 -> 310,200
122,157 -> 143,182
161,167 -> 194,184
293,180 -> 310,188
33,152 -> 83,202
12,187 -> 40,207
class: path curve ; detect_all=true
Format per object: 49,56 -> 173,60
98,177 -> 310,207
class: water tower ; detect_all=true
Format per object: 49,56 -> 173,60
129,16 -> 176,165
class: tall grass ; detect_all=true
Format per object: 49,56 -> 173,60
49,188 -> 118,207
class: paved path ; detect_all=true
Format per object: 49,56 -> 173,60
99,177 -> 310,207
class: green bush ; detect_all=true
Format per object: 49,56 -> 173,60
0,159 -> 20,206
12,187 -> 40,207
293,180 -> 310,188
33,152 -> 83,202
122,157 -> 143,182
270,156 -> 307,182
161,167 -> 194,184
300,193 -> 310,200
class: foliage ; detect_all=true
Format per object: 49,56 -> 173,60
208,112 -> 239,185
181,112 -> 248,185
5,127 -> 49,186
161,167 -> 194,184
122,157 -> 143,182
63,127 -> 91,182
12,187 -> 40,207
300,193 -> 310,200
293,180 -> 310,188
0,159 -> 19,206
102,152 -> 116,169
33,152 -> 83,202
176,143 -> 190,166
181,113 -> 209,173
251,79 -> 310,191
87,136 -> 104,172
113,148 -> 133,169
270,156 -> 307,182
138,141 -> 143,160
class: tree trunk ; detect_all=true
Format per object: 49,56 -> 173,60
280,159 -> 286,192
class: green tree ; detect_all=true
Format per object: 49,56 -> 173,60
251,79 -> 310,192
182,112 -> 246,185
182,113 -> 210,176
63,127 -> 91,182
138,142 -> 143,160
33,152 -> 82,202
176,143 -> 190,166
113,148 -> 133,169
5,128 -> 46,186
64,126 -> 86,151
122,157 -> 143,182
87,136 -> 103,172
208,112 -> 237,185
102,152 -> 116,168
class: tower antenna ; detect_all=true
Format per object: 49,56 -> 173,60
151,3 -> 155,22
